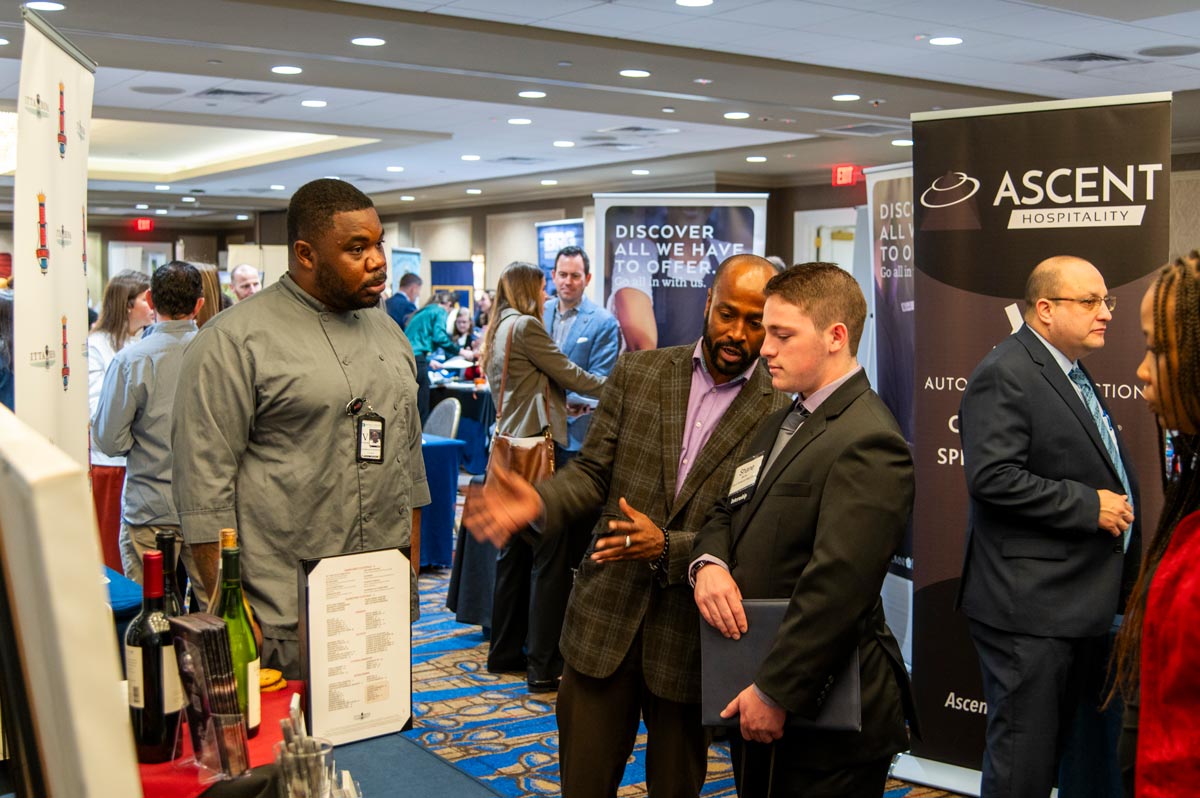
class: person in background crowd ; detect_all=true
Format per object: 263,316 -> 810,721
449,307 -> 478,357
474,289 -> 493,331
0,290 -> 12,412
229,263 -> 262,302
467,254 -> 785,798
194,263 -> 230,326
89,269 -> 154,571
387,272 -> 423,331
172,179 -> 428,678
765,255 -> 788,272
407,290 -> 473,421
692,263 -> 915,797
480,261 -> 605,694
92,261 -> 205,596
957,255 -> 1139,798
1112,251 -> 1200,798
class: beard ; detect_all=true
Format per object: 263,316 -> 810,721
313,260 -> 383,312
702,326 -> 754,378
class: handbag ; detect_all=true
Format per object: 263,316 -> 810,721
487,320 -> 555,485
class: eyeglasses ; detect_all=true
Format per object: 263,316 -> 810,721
1046,295 -> 1117,312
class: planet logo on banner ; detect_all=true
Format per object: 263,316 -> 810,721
919,171 -> 981,231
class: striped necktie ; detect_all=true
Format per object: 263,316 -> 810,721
1068,366 -> 1132,551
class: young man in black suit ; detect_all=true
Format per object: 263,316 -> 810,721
691,262 -> 915,797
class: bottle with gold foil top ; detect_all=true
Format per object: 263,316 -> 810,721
212,542 -> 261,737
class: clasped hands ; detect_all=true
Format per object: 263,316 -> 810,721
1097,489 -> 1134,538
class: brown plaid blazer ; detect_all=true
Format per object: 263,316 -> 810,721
537,343 -> 788,704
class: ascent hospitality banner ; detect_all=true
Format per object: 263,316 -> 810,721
12,11 -> 96,467
902,93 -> 1170,780
593,193 -> 767,351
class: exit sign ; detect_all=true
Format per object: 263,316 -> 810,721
831,164 -> 862,187
134,217 -> 154,232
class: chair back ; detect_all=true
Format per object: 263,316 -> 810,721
425,397 -> 462,439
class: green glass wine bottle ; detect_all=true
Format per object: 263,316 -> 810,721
211,543 -> 261,737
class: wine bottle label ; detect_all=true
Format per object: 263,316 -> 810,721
163,647 -> 185,713
126,645 -> 144,709
247,657 -> 261,727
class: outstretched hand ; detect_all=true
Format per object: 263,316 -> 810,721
462,461 -> 544,548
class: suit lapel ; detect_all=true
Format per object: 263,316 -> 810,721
670,364 -> 777,521
660,348 -> 692,503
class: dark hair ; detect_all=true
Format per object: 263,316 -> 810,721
286,179 -> 374,249
0,292 -> 12,372
95,270 -> 152,351
554,246 -> 590,276
398,272 -> 423,289
150,261 -> 203,318
482,261 -> 544,361
1112,251 -> 1200,705
763,262 -> 866,355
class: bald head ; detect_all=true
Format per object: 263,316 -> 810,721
1024,256 -> 1095,319
230,263 -> 261,301
1025,255 -> 1112,361
701,254 -> 775,383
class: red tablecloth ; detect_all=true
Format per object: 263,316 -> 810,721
140,682 -> 303,798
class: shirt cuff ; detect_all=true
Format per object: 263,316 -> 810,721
753,684 -> 781,710
687,554 -> 729,587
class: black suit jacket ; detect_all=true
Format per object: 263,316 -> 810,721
957,325 -> 1141,637
692,369 -> 915,768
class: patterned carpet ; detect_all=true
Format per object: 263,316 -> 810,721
406,568 -> 962,798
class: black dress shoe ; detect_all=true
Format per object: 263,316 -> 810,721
527,677 -> 559,693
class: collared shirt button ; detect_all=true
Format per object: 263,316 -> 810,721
396,455 -> 403,463
378,353 -> 385,361
363,513 -> 372,522
393,401 -> 399,410
359,461 -> 368,470
354,312 -> 361,319
342,356 -> 351,365
694,421 -> 702,428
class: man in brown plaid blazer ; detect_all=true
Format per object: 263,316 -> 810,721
467,254 -> 788,798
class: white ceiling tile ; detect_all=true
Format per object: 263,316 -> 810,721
650,16 -> 778,45
1127,9 -> 1200,36
980,9 -> 1112,37
431,8 -> 539,24
442,0 -> 602,18
1048,22 -> 1200,54
710,0 -> 862,28
543,4 -> 688,32
883,0 -> 1023,26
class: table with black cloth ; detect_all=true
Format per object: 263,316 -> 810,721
429,382 -> 494,475
419,434 -> 465,568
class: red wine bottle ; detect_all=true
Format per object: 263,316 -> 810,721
155,531 -> 184,618
125,550 -> 184,763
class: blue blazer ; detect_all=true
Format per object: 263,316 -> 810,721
385,293 -> 417,330
544,296 -> 620,451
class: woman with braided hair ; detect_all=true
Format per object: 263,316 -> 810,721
1113,250 -> 1200,797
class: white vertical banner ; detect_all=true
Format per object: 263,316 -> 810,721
12,10 -> 96,466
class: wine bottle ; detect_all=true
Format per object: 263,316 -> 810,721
125,550 -> 184,763
155,530 -> 184,618
212,544 -> 261,738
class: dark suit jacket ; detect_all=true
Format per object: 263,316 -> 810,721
957,325 -> 1141,638
537,344 -> 789,704
692,369 -> 915,768
385,292 -> 417,330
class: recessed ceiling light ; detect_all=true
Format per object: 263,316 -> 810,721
400,196 -> 416,202
324,176 -> 340,180
540,179 -> 558,186
181,196 -> 197,203
386,165 -> 405,173
631,169 -> 650,176
832,93 -> 860,102
207,59 -> 223,65
270,184 -> 286,190
26,1 -> 64,10
351,37 -> 386,47
620,69 -> 651,78
155,184 -> 170,191
466,188 -> 482,195
301,99 -> 327,108
661,106 -> 676,113
553,140 -> 575,148
929,36 -> 963,46
271,65 -> 303,75
746,156 -> 767,163
461,154 -> 481,161
676,0 -> 713,5
518,90 -> 546,99
135,204 -> 149,210
155,209 -> 168,215
236,214 -> 250,221
508,118 -> 533,125
892,138 -> 914,147
693,78 -> 713,85
724,111 -> 750,120
557,60 -> 573,68
0,39 -> 9,46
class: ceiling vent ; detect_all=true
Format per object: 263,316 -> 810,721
582,141 -> 649,151
1034,52 -> 1145,72
193,87 -> 286,103
489,156 -> 548,165
819,122 -> 910,138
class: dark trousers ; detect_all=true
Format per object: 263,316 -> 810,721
556,633 -> 709,798
1058,628 -> 1123,798
729,740 -> 891,798
969,619 -> 1112,798
415,355 -> 431,423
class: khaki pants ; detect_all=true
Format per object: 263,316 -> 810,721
119,522 -> 207,611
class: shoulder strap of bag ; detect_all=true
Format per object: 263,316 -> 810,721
493,315 -> 554,436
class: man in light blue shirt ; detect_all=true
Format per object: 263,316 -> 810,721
93,261 -> 204,588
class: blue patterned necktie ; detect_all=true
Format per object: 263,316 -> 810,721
1068,366 -> 1132,551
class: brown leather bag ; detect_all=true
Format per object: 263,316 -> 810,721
488,321 -> 555,485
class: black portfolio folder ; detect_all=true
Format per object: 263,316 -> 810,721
699,598 -> 862,731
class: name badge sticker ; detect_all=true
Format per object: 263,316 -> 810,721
728,451 -> 765,506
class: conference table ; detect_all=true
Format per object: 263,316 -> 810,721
428,382 -> 493,475
418,434 -> 465,568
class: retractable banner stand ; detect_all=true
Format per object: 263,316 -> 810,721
12,10 -> 96,467
865,163 -> 916,667
897,93 -> 1171,793
536,218 -> 584,290
594,193 -> 767,351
